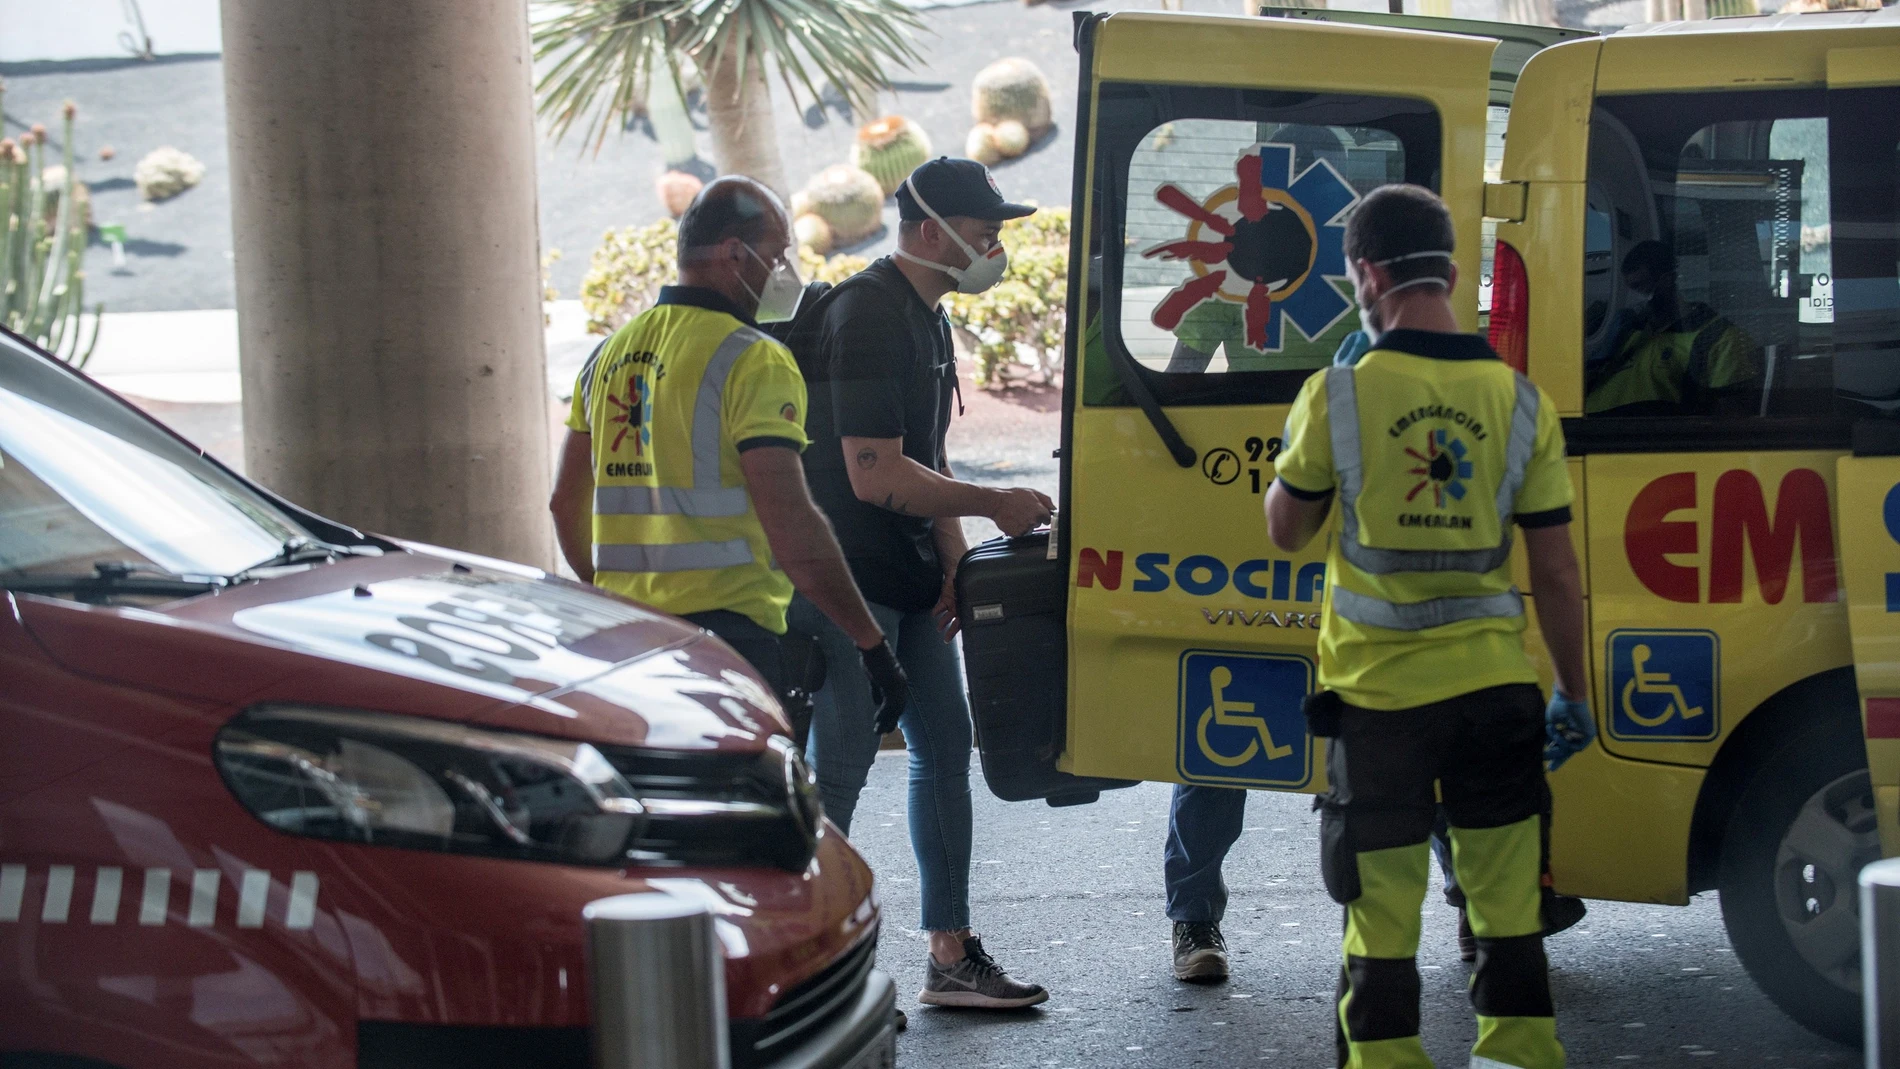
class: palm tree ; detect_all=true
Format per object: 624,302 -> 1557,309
532,0 -> 925,200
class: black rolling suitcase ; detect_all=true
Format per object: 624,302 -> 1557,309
956,532 -> 1137,807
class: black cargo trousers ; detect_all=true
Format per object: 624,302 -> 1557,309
1312,682 -> 1562,1069
683,610 -> 823,749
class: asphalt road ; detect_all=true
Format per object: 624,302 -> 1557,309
848,755 -> 1859,1068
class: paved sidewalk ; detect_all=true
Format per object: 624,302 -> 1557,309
77,300 -> 599,407
850,753 -> 1856,1069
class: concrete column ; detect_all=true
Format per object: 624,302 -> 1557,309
222,0 -> 554,567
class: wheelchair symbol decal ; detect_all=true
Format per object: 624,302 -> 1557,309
1607,630 -> 1719,741
1178,650 -> 1312,787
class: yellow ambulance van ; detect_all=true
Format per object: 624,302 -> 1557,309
955,3 -> 1900,1043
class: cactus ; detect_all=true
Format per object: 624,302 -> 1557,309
992,120 -> 1030,159
965,123 -> 1004,166
1,91 -> 103,367
972,58 -> 1053,140
134,145 -> 205,201
796,165 -> 885,248
850,115 -> 931,198
39,166 -> 91,232
655,170 -> 703,218
794,213 -> 834,255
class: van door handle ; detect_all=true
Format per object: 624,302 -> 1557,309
1484,182 -> 1528,223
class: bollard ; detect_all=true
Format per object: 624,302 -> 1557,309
584,892 -> 729,1069
1863,857 -> 1900,1066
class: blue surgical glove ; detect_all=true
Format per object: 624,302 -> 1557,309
1332,330 -> 1372,367
1545,694 -> 1596,771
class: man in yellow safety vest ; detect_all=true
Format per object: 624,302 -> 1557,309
550,176 -> 907,731
1264,184 -> 1593,1069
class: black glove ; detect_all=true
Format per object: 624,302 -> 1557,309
860,640 -> 910,736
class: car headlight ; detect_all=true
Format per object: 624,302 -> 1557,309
216,705 -> 825,870
216,705 -> 646,865
600,735 -> 825,872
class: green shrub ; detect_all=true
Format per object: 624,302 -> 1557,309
799,244 -> 869,285
944,205 -> 1068,388
581,219 -> 678,335
579,217 -> 867,335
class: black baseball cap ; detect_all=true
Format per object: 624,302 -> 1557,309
895,157 -> 1037,223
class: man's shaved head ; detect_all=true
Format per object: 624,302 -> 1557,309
678,176 -> 789,266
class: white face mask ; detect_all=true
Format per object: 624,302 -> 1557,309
739,242 -> 805,323
1353,250 -> 1452,338
894,175 -> 1008,294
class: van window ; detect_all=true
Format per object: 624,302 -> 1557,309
1828,86 -> 1900,420
1084,82 -> 1442,407
1582,87 -> 1900,423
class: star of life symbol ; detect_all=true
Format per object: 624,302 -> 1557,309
1143,142 -> 1358,353
606,375 -> 650,455
1406,428 -> 1473,508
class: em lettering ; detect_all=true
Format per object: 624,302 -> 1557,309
1623,469 -> 1838,604
1077,548 -> 1326,603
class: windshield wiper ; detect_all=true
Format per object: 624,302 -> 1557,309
229,537 -> 375,584
3,561 -> 226,602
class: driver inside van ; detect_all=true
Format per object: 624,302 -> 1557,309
1585,240 -> 1761,417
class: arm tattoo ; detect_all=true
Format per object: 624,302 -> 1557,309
856,448 -> 879,470
880,493 -> 917,517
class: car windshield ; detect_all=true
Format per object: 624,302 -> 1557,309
0,331 -> 309,583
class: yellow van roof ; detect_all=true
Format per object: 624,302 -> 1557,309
1612,4 -> 1900,36
1598,5 -> 1899,93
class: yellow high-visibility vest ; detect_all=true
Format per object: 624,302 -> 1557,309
1276,331 -> 1573,710
566,290 -> 809,633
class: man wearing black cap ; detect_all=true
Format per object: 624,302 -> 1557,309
783,157 -> 1052,1010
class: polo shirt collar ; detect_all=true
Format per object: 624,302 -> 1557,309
1376,329 -> 1499,362
657,285 -> 758,328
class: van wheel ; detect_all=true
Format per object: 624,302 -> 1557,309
1717,722 -> 1878,1047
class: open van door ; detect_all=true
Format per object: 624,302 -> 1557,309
1830,46 -> 1900,862
1056,11 -> 1500,789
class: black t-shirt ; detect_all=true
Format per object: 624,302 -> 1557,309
788,257 -> 957,613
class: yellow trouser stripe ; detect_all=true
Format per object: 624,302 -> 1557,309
1343,842 -> 1429,960
1450,817 -> 1543,939
1339,1032 -> 1432,1069
1475,1014 -> 1564,1069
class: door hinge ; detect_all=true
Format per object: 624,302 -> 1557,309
1483,181 -> 1528,223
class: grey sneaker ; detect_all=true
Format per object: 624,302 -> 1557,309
1172,921 -> 1229,983
918,936 -> 1049,1009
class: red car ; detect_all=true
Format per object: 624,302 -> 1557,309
0,327 -> 895,1069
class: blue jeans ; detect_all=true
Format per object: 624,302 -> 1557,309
1163,785 -> 1462,922
1165,784 -> 1248,923
788,594 -> 974,932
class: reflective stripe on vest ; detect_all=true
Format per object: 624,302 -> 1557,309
594,539 -> 754,573
1322,362 -> 1539,632
593,326 -> 761,521
1329,586 -> 1524,631
1324,366 -> 1540,576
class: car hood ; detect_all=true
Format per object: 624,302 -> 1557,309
17,547 -> 786,751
